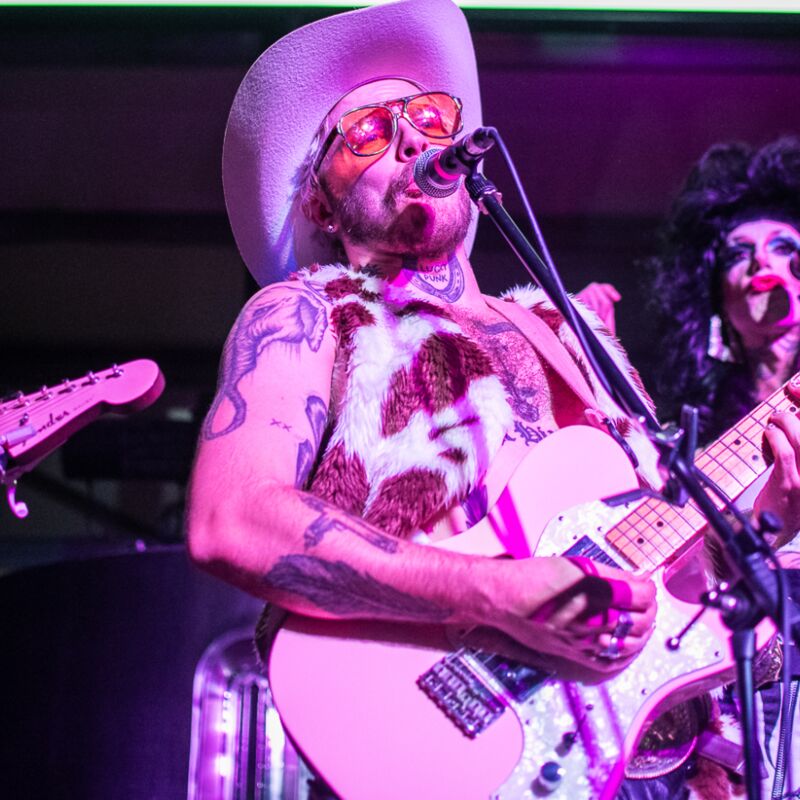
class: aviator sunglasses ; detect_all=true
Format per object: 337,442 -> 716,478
312,91 -> 463,174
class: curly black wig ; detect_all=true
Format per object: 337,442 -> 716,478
648,136 -> 800,443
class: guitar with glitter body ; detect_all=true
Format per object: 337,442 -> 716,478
267,378 -> 796,800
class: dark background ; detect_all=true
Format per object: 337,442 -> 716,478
1,4 -> 800,797
6,5 -> 800,544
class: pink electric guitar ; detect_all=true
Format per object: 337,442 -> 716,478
0,359 -> 165,518
267,377 -> 799,800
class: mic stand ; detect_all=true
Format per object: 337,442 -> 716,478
734,629 -> 760,799
465,168 -> 800,800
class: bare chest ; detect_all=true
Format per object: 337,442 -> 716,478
455,314 -> 586,446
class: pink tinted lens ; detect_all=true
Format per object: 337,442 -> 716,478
407,93 -> 461,137
340,106 -> 395,155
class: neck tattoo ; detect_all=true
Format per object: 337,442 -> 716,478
407,252 -> 465,303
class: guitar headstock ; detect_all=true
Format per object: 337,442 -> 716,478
1,359 -> 165,516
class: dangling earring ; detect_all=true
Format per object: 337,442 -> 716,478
326,223 -> 337,234
707,314 -> 738,363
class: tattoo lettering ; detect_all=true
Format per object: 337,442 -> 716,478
300,495 -> 399,553
265,555 -> 450,621
271,419 -> 292,432
203,286 -> 327,440
505,421 -> 553,447
295,395 -> 329,488
408,253 -> 465,303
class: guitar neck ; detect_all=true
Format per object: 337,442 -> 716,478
606,375 -> 798,571
1,359 -> 164,476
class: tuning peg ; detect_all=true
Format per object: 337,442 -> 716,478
13,391 -> 31,409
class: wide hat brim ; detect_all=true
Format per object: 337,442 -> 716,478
222,0 -> 482,287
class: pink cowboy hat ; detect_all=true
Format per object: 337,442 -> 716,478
222,0 -> 482,286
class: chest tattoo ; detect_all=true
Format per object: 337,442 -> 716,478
468,318 -> 550,424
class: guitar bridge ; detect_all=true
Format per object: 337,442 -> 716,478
417,651 -> 505,738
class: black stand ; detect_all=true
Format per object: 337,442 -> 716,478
732,629 -> 762,800
464,166 -> 800,800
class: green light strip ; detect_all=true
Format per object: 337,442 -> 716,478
2,0 -> 799,11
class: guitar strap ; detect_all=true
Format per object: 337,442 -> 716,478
483,295 -> 602,414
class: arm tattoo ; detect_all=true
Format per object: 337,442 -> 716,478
203,286 -> 328,440
300,494 -> 399,553
265,555 -> 451,621
295,395 -> 329,488
407,252 -> 465,303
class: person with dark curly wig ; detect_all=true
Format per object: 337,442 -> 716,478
651,136 -> 800,445
647,136 -> 800,800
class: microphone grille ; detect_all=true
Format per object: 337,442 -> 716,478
413,148 -> 461,199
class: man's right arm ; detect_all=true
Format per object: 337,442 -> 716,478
186,282 -> 655,669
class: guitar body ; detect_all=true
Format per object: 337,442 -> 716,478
269,426 -> 771,799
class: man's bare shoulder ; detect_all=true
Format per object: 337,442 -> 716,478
200,274 -> 340,443
245,273 -> 334,316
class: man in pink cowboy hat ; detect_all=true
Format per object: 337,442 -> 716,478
186,1 -> 800,797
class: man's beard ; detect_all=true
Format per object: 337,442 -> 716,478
325,163 -> 473,259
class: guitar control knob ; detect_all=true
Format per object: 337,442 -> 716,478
534,761 -> 564,793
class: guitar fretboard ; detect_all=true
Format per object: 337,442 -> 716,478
606,378 -> 799,570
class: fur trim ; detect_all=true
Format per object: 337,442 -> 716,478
300,264 -> 512,538
502,284 -> 662,489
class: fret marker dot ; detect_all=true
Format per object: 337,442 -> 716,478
733,438 -> 741,446
656,521 -> 664,527
637,537 -> 644,544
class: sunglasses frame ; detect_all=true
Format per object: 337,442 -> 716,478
311,91 -> 463,175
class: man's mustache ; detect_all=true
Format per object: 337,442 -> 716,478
384,163 -> 421,208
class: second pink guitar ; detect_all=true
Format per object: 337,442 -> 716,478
0,359 -> 165,518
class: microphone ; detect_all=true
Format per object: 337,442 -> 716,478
413,127 -> 496,198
